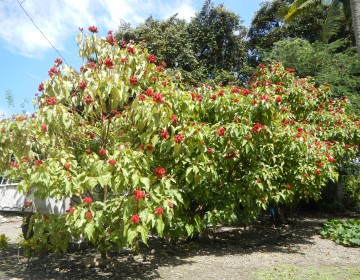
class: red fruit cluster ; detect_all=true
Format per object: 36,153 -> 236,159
108,159 -> 116,165
146,54 -> 157,63
78,81 -> 87,90
86,211 -> 92,219
153,93 -> 164,103
83,197 -> 93,204
155,167 -> 166,178
38,83 -> 44,91
88,25 -> 98,33
131,214 -> 140,224
161,129 -> 169,140
103,58 -> 114,69
155,207 -> 163,215
174,134 -> 185,144
54,58 -> 62,66
217,127 -> 225,136
171,114 -> 178,125
127,46 -> 135,54
45,97 -> 57,105
146,145 -> 154,151
134,190 -> 145,200
106,35 -> 116,46
99,148 -> 106,156
48,67 -> 59,77
84,96 -> 94,105
9,161 -> 19,169
251,123 -> 265,134
129,76 -> 138,85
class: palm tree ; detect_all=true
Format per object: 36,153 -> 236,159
284,0 -> 360,58
350,0 -> 360,58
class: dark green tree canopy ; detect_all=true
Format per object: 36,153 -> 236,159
116,15 -> 197,72
116,0 -> 248,85
247,0 -> 340,57
187,0 -> 247,79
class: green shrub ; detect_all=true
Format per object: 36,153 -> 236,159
320,219 -> 360,246
0,234 -> 10,255
0,27 -> 359,256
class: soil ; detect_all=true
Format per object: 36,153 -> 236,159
0,212 -> 359,280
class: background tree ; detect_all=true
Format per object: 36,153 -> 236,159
116,0 -> 248,85
350,0 -> 360,58
116,15 -> 198,83
247,0 -> 329,63
186,0 -> 248,83
284,0 -> 359,57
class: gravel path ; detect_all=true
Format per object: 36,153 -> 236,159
0,213 -> 359,279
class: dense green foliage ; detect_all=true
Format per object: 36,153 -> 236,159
321,219 -> 360,246
247,0 -> 329,56
284,0 -> 355,42
116,0 -> 248,85
339,161 -> 360,209
0,234 -> 10,255
116,15 -> 198,83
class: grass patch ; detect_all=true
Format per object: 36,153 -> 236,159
254,264 -> 360,280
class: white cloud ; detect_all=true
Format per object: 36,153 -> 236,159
0,0 -> 196,58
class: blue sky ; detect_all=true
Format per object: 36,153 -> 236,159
0,0 -> 263,117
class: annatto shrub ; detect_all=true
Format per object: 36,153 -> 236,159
0,28 -> 359,256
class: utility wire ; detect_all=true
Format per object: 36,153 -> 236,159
16,0 -> 69,66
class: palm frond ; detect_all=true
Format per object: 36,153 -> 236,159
322,0 -> 346,42
284,0 -> 322,21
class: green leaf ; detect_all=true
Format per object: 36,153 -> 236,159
138,225 -> 149,245
185,224 -> 194,237
174,143 -> 181,155
140,177 -> 150,190
84,222 -> 95,241
194,214 -> 202,232
156,218 -> 165,237
127,228 -> 138,245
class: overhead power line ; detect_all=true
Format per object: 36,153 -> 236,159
16,0 -> 69,66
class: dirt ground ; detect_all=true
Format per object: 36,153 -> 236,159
0,212 -> 359,280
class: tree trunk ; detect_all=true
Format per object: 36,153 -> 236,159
350,0 -> 360,59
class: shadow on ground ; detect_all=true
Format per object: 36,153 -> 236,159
0,214 -> 354,279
